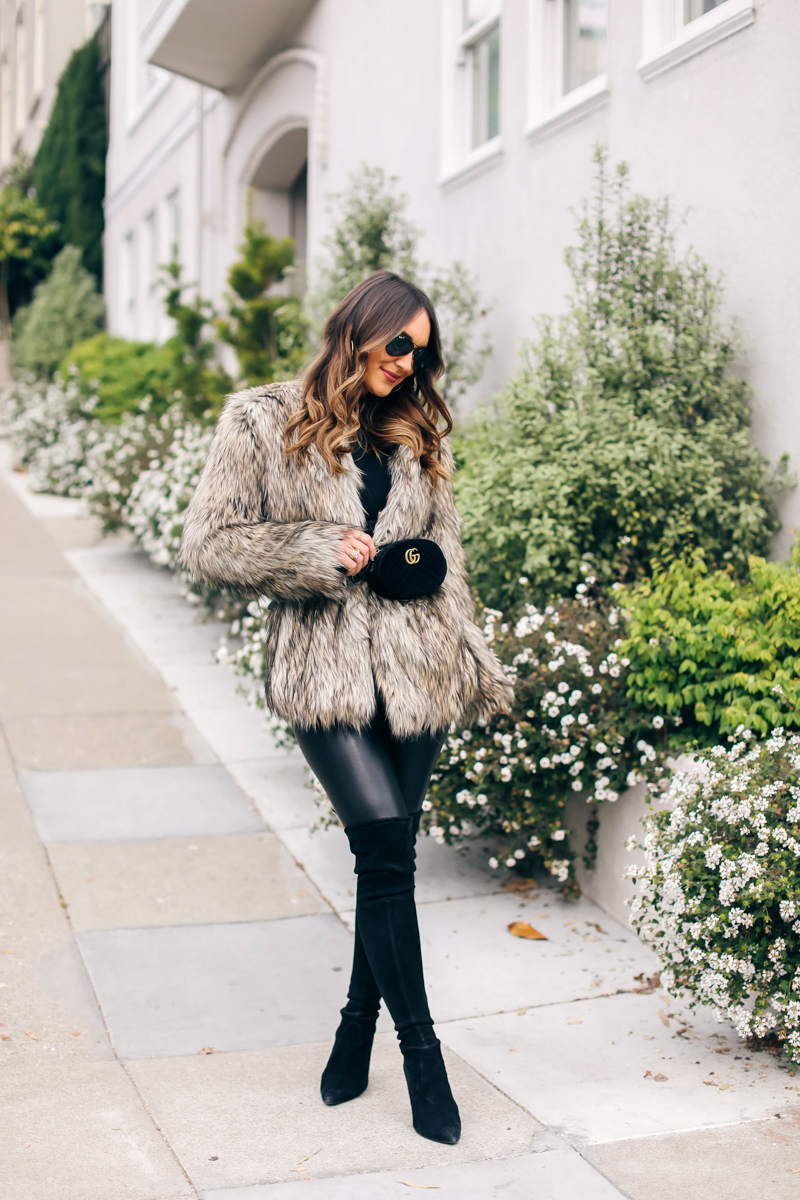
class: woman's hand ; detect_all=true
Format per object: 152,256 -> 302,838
336,529 -> 377,576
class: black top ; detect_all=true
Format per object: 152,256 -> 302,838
353,435 -> 392,535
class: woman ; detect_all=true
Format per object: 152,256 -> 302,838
179,270 -> 512,1145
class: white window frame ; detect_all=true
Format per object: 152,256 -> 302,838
525,0 -> 610,144
439,1 -> 503,190
639,0 -> 754,82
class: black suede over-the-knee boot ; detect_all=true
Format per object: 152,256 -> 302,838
321,812 -> 426,1106
320,922 -> 381,1105
345,816 -> 461,1145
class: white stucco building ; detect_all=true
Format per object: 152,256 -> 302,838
0,0 -> 108,171
105,0 -> 800,544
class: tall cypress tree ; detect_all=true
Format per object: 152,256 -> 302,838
33,35 -> 107,284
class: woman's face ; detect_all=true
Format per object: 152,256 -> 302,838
362,307 -> 431,397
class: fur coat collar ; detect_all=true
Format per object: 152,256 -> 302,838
179,382 -> 513,737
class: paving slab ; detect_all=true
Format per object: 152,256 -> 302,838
586,1115 -> 800,1200
20,764 -> 265,842
0,734 -> 112,1062
412,891 -> 657,1022
49,832 -> 329,930
199,1147 -> 623,1199
228,756 -> 321,831
441,989 -> 799,1145
78,914 -> 356,1058
40,514 -> 107,550
0,1059 -> 194,1200
127,1034 -> 539,1190
185,704 -> 278,763
5,711 -> 217,770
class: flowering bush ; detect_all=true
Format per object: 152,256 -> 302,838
422,580 -> 669,883
627,730 -> 800,1063
0,371 -> 95,494
124,419 -> 213,569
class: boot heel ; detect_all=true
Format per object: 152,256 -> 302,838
320,1015 -> 375,1106
401,1041 -> 461,1144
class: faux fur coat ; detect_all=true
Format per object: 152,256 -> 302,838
179,382 -> 513,737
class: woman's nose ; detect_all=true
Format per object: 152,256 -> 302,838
394,352 -> 414,373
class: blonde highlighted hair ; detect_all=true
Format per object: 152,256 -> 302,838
285,271 -> 453,485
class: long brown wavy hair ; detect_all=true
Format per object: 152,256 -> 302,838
285,271 -> 453,485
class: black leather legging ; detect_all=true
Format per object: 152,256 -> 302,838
293,701 -> 445,827
294,702 -> 445,1045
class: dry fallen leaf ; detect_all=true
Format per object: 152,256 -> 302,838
702,1079 -> 717,1087
24,1031 -> 39,1041
504,878 -> 538,894
568,1020 -> 582,1025
198,1047 -> 218,1055
0,949 -> 14,954
653,1073 -> 668,1082
208,1156 -> 218,1161
657,1010 -> 670,1027
0,1034 -> 10,1041
396,1184 -> 441,1190
508,921 -> 547,940
718,1083 -> 730,1090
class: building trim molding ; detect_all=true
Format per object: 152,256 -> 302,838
638,0 -> 755,83
438,137 -> 503,192
524,75 -> 610,145
223,48 -> 327,170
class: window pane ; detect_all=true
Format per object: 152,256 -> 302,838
563,0 -> 607,96
471,24 -> 500,148
684,0 -> 726,22
463,0 -> 501,31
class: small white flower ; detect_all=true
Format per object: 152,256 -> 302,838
506,857 -> 517,868
477,793 -> 488,805
591,683 -> 602,694
488,857 -> 499,869
528,835 -> 541,847
551,829 -> 567,841
595,743 -> 607,754
571,779 -> 583,791
652,715 -> 665,730
514,848 -> 525,859
421,799 -> 432,811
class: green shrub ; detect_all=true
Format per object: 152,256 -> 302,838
162,261 -> 232,417
12,246 -> 104,378
215,220 -> 309,385
627,729 -> 800,1063
62,333 -> 175,421
420,584 -> 669,883
620,546 -> 800,746
34,35 -> 107,283
0,185 -> 57,332
456,150 -> 788,610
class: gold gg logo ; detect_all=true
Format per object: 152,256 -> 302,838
405,547 -> 421,564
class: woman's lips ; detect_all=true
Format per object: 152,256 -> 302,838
380,366 -> 400,382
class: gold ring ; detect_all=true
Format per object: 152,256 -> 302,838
350,550 -> 359,561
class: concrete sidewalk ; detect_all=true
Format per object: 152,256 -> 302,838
2,451 -> 799,1199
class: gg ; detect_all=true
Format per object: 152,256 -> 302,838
405,547 -> 421,564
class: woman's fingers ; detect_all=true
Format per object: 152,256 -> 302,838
336,530 -> 371,576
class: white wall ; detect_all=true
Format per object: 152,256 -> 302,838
105,0 -> 800,544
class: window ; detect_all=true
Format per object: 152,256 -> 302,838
460,0 -> 501,152
526,0 -> 609,140
562,0 -> 608,96
15,11 -> 27,132
639,0 -> 755,81
167,189 -> 181,263
683,0 -> 727,22
143,210 -> 158,340
122,231 -> 137,338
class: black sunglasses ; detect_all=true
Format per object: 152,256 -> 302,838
385,331 -> 434,373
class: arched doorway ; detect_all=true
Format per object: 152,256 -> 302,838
249,125 -> 308,294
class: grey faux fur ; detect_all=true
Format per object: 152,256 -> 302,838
179,382 -> 514,737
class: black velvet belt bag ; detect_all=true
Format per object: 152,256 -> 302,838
365,538 -> 447,600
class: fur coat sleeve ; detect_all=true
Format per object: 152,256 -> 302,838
428,441 -> 515,715
178,388 -> 351,602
